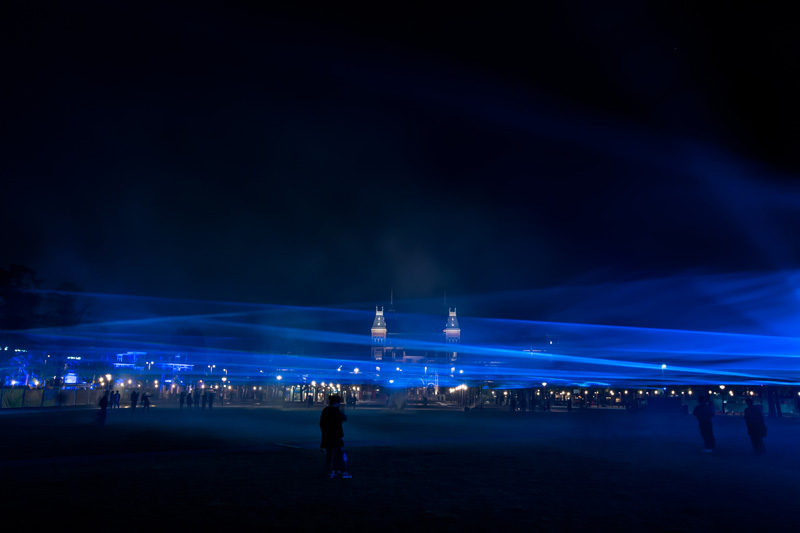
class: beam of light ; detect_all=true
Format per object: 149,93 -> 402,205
5,273 -> 800,388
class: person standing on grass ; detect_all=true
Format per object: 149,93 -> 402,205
141,392 -> 151,412
98,391 -> 109,426
693,395 -> 716,452
744,397 -> 767,455
130,389 -> 139,411
320,394 -> 351,479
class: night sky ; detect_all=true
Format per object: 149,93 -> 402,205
4,2 -> 799,311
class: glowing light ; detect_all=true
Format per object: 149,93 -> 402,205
354,368 -> 359,374
276,375 -> 282,380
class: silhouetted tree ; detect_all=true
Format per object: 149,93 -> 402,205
0,264 -> 44,331
43,281 -> 92,328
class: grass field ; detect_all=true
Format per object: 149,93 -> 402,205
1,405 -> 798,531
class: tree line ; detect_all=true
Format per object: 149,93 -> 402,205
0,264 -> 92,332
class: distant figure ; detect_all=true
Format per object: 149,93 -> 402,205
114,390 -> 121,409
179,391 -> 186,409
744,398 -> 767,455
130,390 -> 139,411
566,398 -> 573,412
693,395 -> 716,452
141,393 -> 151,412
97,391 -> 109,426
186,392 -> 193,409
194,389 -> 201,409
307,394 -> 314,408
510,395 -> 517,412
207,392 -> 214,409
320,394 -> 351,479
201,392 -> 208,409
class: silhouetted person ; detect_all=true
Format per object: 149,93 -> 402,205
510,395 -> 517,412
194,389 -> 201,409
744,398 -> 767,455
186,392 -> 193,409
201,392 -> 207,409
307,394 -> 314,408
142,393 -> 151,412
179,391 -> 186,409
114,390 -> 121,409
693,395 -> 715,452
320,394 -> 351,479
207,392 -> 214,409
130,390 -> 139,411
97,391 -> 109,426
566,398 -> 572,412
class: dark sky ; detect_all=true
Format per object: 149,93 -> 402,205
3,1 -> 799,308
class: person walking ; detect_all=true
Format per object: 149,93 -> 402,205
744,397 -> 767,455
693,395 -> 716,452
319,394 -> 351,479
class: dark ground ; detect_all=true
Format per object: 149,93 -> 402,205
1,405 -> 798,531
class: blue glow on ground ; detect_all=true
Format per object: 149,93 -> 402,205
7,271 -> 800,387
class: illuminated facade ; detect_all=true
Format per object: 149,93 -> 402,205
370,306 -> 460,363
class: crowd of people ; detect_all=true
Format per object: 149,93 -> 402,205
177,389 -> 216,409
95,388 -> 771,482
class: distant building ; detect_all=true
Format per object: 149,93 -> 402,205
370,306 -> 461,364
